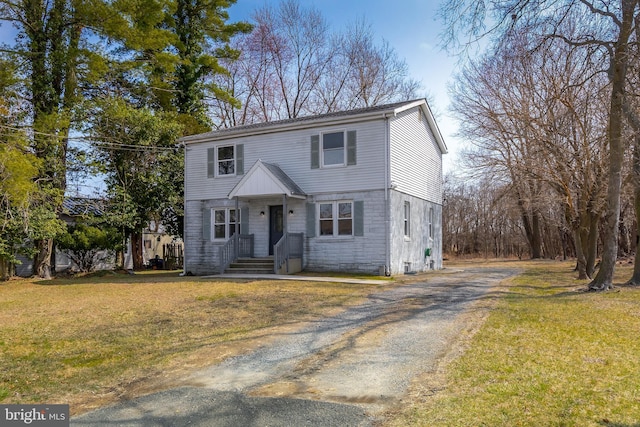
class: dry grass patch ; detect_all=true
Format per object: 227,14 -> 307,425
389,260 -> 640,427
0,271 -> 383,413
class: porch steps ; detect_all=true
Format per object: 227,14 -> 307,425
225,257 -> 274,274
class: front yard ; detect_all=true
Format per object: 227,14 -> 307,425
389,261 -> 640,426
0,271 -> 381,414
2,262 -> 639,426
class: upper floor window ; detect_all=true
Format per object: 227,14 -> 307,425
311,131 -> 356,169
322,131 -> 345,166
207,144 -> 244,178
217,145 -> 235,176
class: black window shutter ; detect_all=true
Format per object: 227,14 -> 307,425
354,201 -> 364,236
306,203 -> 316,237
207,148 -> 215,178
202,206 -> 211,240
236,144 -> 244,175
347,131 -> 357,165
310,135 -> 320,169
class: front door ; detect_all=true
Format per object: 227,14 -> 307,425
269,205 -> 284,255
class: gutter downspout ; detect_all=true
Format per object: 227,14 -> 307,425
384,114 -> 391,276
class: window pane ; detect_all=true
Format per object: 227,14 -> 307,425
323,132 -> 344,149
214,210 -> 225,224
320,220 -> 334,236
323,132 -> 344,165
338,219 -> 352,235
229,209 -> 237,223
214,225 -> 225,239
404,202 -> 410,236
218,146 -> 234,160
323,148 -> 344,165
228,224 -> 236,237
319,204 -> 333,219
338,202 -> 352,218
218,160 -> 235,175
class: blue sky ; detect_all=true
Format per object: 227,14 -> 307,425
228,0 -> 461,171
0,0 -> 461,172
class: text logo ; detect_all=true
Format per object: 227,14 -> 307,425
1,405 -> 69,426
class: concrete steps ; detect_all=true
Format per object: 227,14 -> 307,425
225,257 -> 274,274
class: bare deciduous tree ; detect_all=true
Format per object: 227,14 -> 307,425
208,0 -> 420,127
441,0 -> 640,289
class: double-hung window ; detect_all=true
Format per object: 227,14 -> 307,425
404,201 -> 411,237
207,144 -> 244,177
311,131 -> 356,169
319,201 -> 353,236
428,207 -> 434,240
212,208 -> 239,240
217,145 -> 235,176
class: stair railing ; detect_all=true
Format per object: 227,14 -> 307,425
273,232 -> 303,274
219,234 -> 254,274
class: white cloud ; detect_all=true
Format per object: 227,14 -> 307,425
419,42 -> 434,51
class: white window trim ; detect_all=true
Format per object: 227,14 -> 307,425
320,130 -> 347,168
404,201 -> 411,239
211,208 -> 240,241
215,144 -> 236,177
317,200 -> 354,238
428,207 -> 434,241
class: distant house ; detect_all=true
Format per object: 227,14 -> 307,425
15,197 -> 110,276
135,221 -> 184,270
181,99 -> 447,275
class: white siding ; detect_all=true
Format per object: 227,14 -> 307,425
183,101 -> 446,275
389,107 -> 443,204
304,190 -> 386,274
388,190 -> 443,274
185,119 -> 387,201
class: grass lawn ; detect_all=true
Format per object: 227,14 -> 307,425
389,260 -> 640,427
0,271 -> 383,414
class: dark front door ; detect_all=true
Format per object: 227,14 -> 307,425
269,205 -> 284,255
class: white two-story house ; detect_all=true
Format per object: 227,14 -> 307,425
182,99 -> 447,276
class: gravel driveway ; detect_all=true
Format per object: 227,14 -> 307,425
72,267 -> 517,427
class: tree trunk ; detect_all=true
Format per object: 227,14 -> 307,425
574,228 -> 589,279
0,258 -> 7,280
627,105 -> 640,286
519,201 -> 543,259
130,230 -> 144,270
628,185 -> 640,285
35,238 -> 54,280
588,0 -> 635,291
586,212 -> 599,278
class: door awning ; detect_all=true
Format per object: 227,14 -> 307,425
228,160 -> 307,199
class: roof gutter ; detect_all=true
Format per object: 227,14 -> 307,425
181,109 -> 404,145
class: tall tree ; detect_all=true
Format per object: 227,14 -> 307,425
0,0 -> 140,278
89,99 -> 182,269
171,0 -> 251,131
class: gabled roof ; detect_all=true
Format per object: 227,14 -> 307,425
228,160 -> 306,199
181,98 -> 447,154
62,197 -> 105,216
